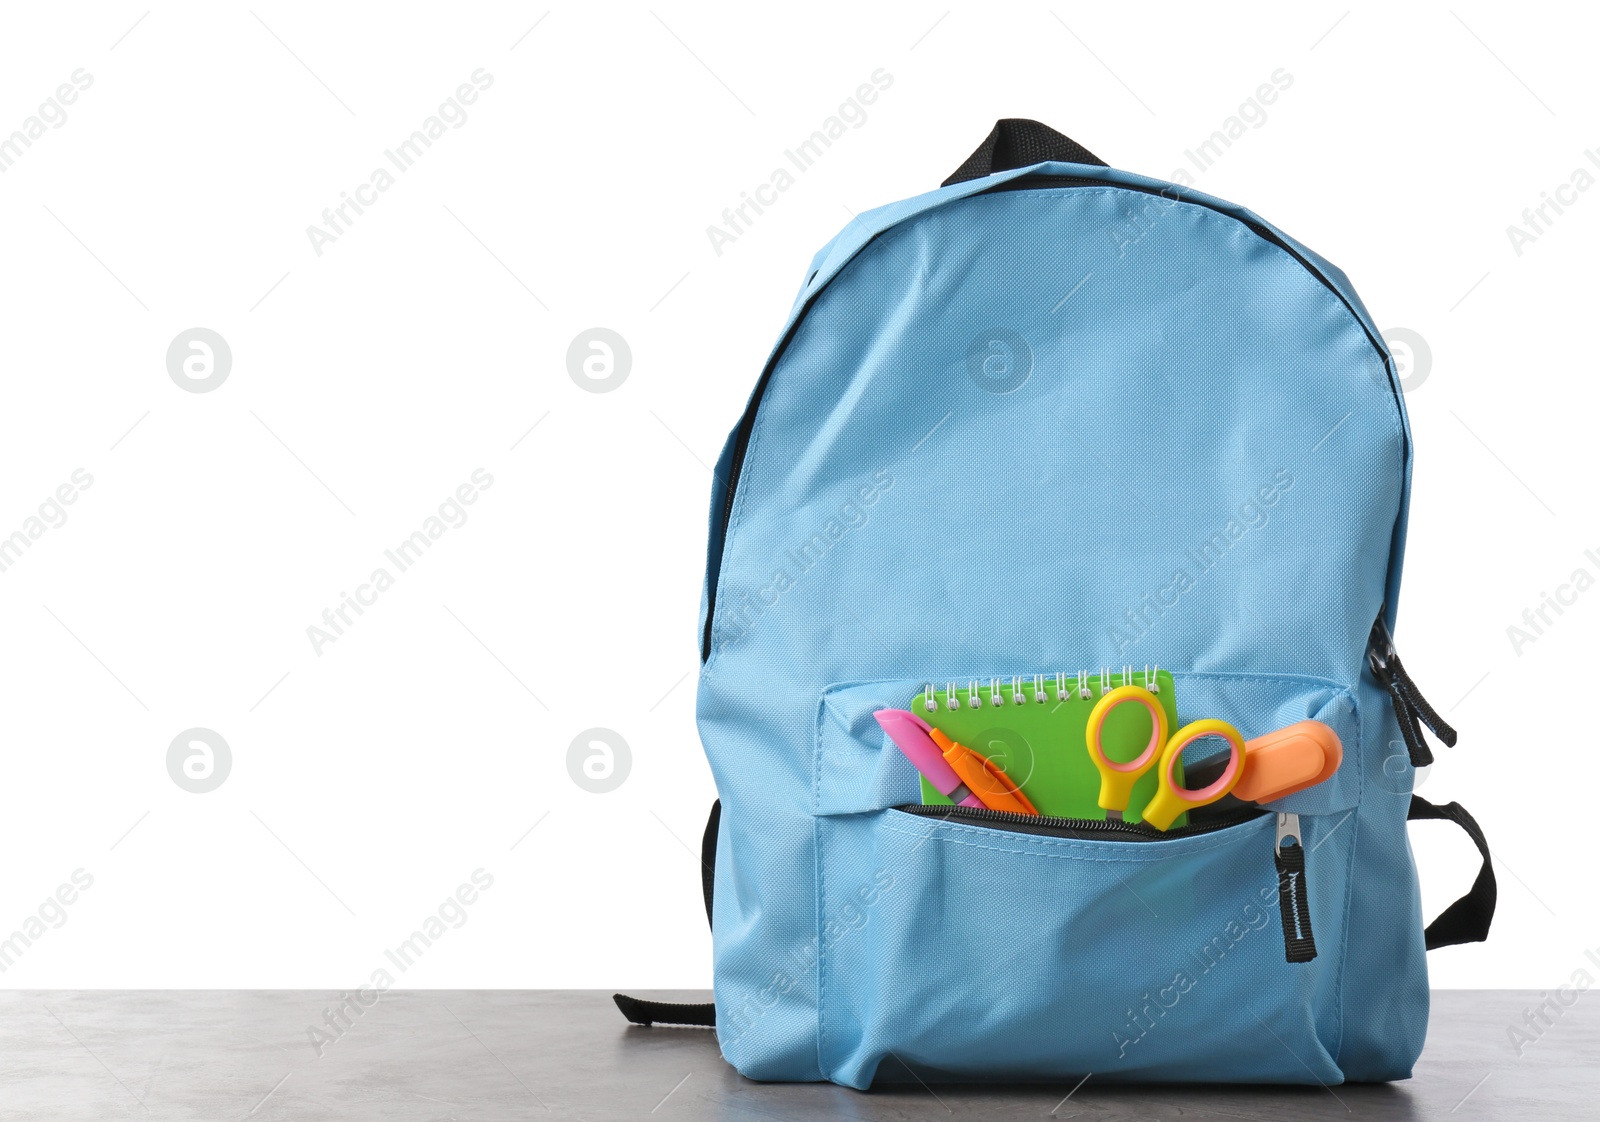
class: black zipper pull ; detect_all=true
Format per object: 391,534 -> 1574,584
1368,616 -> 1457,769
1274,813 -> 1317,963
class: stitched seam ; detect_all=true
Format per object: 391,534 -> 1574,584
1173,673 -> 1355,692
705,241 -> 888,666
706,408 -> 762,665
879,817 -> 1265,863
1329,687 -> 1368,1069
1330,802 -> 1360,1069
823,672 -> 1355,697
964,185 -> 1408,482
818,694 -> 855,747
813,696 -> 829,1079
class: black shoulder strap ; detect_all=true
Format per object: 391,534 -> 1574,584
612,800 -> 720,1028
942,119 -> 1106,186
1408,796 -> 1496,950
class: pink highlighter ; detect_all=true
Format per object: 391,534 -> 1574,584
874,708 -> 986,809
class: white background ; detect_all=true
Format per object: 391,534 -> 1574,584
0,1 -> 1592,991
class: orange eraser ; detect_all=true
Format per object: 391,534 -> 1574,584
1234,720 -> 1343,803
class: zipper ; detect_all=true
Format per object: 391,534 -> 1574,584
898,802 -> 1317,964
700,174 -> 1407,661
1274,812 -> 1317,963
1367,614 -> 1456,768
895,802 -> 1265,841
702,303 -> 816,660
987,175 -> 1392,365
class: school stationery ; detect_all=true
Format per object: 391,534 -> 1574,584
911,668 -> 1179,824
1184,720 -> 1344,804
1087,686 -> 1245,831
872,708 -> 986,809
926,726 -> 1039,815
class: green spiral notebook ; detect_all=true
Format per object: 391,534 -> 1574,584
913,668 -> 1182,825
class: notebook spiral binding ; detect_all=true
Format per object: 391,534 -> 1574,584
921,664 -> 1162,714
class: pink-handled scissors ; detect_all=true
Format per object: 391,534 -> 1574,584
1085,685 -> 1245,831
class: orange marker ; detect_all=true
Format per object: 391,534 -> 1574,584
926,728 -> 1039,816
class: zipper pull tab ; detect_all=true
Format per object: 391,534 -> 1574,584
1274,813 -> 1317,964
1368,616 -> 1457,769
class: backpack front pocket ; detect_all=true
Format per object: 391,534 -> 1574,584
813,671 -> 1359,1088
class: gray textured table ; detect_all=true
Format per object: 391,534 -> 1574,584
1,990 -> 1590,1120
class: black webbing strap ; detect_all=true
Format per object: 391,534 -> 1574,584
942,119 -> 1106,186
612,992 -> 716,1028
1408,796 -> 1496,950
1274,841 -> 1318,963
1384,684 -> 1435,769
1369,620 -> 1458,769
613,800 -> 720,1029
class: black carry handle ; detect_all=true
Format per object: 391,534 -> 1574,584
613,800 -> 721,1029
942,119 -> 1107,186
1408,796 -> 1496,950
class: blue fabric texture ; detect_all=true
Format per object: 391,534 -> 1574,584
696,161 -> 1427,1087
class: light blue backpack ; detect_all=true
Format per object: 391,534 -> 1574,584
616,120 -> 1495,1088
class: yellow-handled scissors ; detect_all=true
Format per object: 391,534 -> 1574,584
1085,685 -> 1246,831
